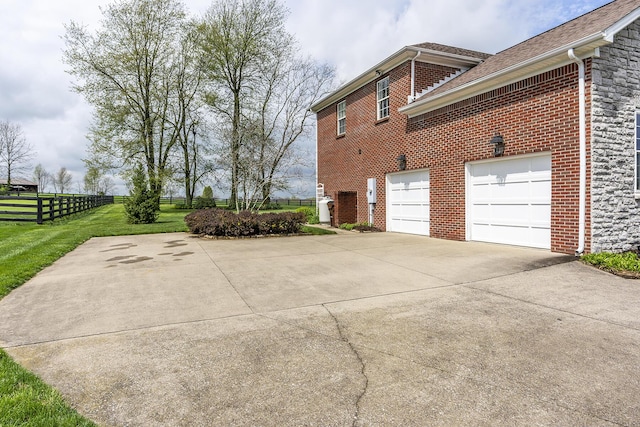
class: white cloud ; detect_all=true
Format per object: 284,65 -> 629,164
0,0 -> 612,195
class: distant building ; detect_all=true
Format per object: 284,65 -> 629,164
0,179 -> 38,192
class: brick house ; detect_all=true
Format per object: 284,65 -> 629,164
311,0 -> 640,255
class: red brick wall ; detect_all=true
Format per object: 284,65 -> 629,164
317,60 -> 591,254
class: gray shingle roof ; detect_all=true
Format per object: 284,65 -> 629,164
423,0 -> 640,100
0,179 -> 37,186
410,42 -> 492,61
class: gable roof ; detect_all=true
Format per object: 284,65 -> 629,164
410,42 -> 492,62
0,179 -> 37,187
400,0 -> 640,117
309,43 -> 490,113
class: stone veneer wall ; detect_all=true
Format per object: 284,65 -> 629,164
591,19 -> 640,252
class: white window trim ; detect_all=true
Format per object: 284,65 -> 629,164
337,100 -> 346,135
377,77 -> 390,120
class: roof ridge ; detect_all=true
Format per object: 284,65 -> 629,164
408,41 -> 492,60
493,0 -> 616,56
409,0 -> 640,107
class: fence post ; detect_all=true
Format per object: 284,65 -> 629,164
48,198 -> 54,221
37,197 -> 43,224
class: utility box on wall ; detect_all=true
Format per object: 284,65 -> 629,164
367,178 -> 377,204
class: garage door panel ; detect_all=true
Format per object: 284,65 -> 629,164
472,223 -> 550,248
471,204 -> 491,220
387,170 -> 430,236
531,155 -> 551,172
490,203 -> 537,221
398,189 -> 427,202
471,163 -> 493,177
491,159 -> 529,176
397,204 -> 430,219
395,219 -> 430,235
468,154 -> 551,249
531,204 -> 551,224
496,181 -> 533,198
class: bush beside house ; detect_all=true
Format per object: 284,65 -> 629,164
185,209 -> 306,237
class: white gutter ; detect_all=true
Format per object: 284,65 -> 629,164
568,48 -> 586,256
400,32 -> 605,117
409,51 -> 421,103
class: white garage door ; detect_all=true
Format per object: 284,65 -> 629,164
386,170 -> 430,235
467,154 -> 551,249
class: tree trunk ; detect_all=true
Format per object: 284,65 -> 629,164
230,90 -> 241,212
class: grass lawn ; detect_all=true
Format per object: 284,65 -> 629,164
0,351 -> 96,427
0,203 -> 332,425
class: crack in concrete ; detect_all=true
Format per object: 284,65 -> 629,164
322,304 -> 368,427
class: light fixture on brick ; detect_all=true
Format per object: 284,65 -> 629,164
490,132 -> 505,157
396,154 -> 407,171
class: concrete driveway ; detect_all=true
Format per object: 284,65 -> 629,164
1,232 -> 639,426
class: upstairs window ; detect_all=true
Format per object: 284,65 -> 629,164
636,112 -> 640,191
377,77 -> 389,120
337,100 -> 346,135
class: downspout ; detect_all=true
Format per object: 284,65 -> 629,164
409,51 -> 421,103
568,48 -> 586,255
314,111 -> 319,216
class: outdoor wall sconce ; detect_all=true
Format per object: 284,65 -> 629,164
490,133 -> 505,157
396,154 -> 407,171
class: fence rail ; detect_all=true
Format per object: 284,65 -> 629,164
0,195 -> 114,224
112,196 -> 316,207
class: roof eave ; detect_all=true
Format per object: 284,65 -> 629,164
310,46 -> 486,113
603,6 -> 640,41
399,33 -> 609,118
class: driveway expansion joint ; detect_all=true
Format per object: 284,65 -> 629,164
463,284 -> 640,333
195,239 -> 255,314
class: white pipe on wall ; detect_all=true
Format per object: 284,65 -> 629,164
568,48 -> 587,255
409,51 -> 421,103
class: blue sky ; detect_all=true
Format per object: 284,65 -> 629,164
0,0 -> 612,195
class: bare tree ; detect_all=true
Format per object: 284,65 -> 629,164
198,0 -> 291,210
83,165 -> 101,194
53,167 -> 73,194
33,163 -> 50,193
198,0 -> 334,210
64,0 -> 187,203
99,176 -> 116,195
169,23 -> 213,208
249,54 -> 334,204
0,120 -> 34,188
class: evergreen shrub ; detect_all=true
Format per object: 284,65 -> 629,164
124,164 -> 159,224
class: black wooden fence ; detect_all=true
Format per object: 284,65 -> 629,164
0,195 -> 114,224
113,196 -> 315,207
